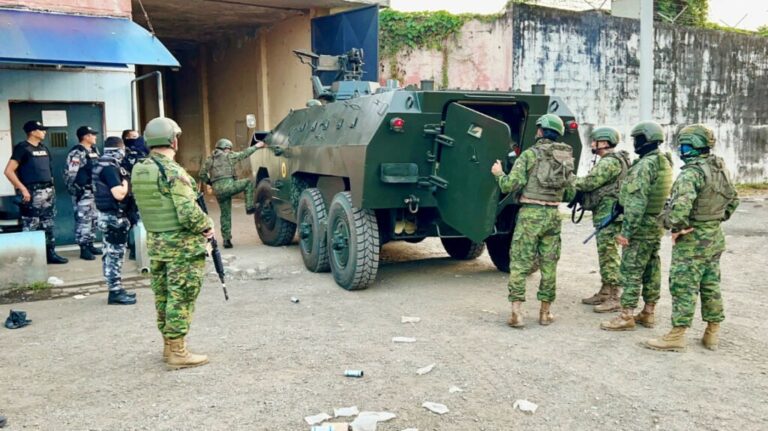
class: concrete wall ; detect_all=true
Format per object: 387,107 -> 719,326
0,0 -> 131,17
0,66 -> 135,196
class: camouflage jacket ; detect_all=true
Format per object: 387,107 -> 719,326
573,153 -> 625,226
618,149 -> 667,240
64,144 -> 99,195
199,145 -> 260,185
147,152 -> 214,261
664,156 -> 740,234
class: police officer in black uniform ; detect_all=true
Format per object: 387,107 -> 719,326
94,136 -> 137,305
65,126 -> 102,260
3,120 -> 68,264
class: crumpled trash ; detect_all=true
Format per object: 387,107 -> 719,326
73,294 -> 87,300
448,386 -> 464,393
422,401 -> 449,415
392,337 -> 416,343
305,412 -> 332,425
351,411 -> 396,431
513,399 -> 538,414
401,316 -> 421,323
416,363 -> 435,375
4,310 -> 32,329
334,406 -> 359,417
47,276 -> 64,286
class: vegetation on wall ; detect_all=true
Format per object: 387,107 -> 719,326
655,0 -> 708,27
378,9 -> 502,87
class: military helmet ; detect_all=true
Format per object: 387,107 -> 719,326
676,124 -> 715,149
630,121 -> 665,143
535,114 -> 565,136
144,117 -> 182,148
590,126 -> 621,146
216,138 -> 233,150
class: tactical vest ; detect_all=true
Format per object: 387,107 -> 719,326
69,144 -> 99,188
209,150 -> 235,183
687,156 -> 737,221
521,139 -> 575,202
582,150 -> 631,211
131,158 -> 183,232
645,152 -> 673,215
93,156 -> 123,213
17,141 -> 52,185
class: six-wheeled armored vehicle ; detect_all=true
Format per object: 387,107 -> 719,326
249,49 -> 582,290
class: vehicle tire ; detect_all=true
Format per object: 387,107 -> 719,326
253,178 -> 296,246
441,237 -> 485,260
297,188 -> 330,273
486,233 -> 512,272
326,191 -> 380,290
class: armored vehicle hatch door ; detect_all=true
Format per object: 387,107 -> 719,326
435,103 -> 512,242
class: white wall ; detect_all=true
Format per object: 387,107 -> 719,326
0,66 -> 135,196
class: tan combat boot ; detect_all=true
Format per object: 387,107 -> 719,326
644,327 -> 687,352
634,303 -> 656,328
593,286 -> 622,313
702,322 -> 720,351
163,337 -> 171,362
507,301 -> 524,328
600,308 -> 636,331
582,284 -> 610,305
166,338 -> 209,370
539,302 -> 555,326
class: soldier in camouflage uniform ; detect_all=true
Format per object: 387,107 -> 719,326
492,114 -> 574,328
199,138 -> 264,248
4,120 -> 68,264
601,121 -> 673,331
93,137 -> 137,305
132,117 -> 215,370
572,127 -> 631,312
645,124 -> 739,352
65,126 -> 103,260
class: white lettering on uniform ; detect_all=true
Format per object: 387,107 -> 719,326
32,151 -> 48,156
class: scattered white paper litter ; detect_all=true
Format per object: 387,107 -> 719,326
305,412 -> 332,425
351,411 -> 396,431
416,363 -> 436,375
448,386 -> 464,393
392,337 -> 416,343
334,406 -> 360,417
422,401 -> 449,415
401,316 -> 421,323
47,276 -> 64,286
513,399 -> 538,414
72,294 -> 86,300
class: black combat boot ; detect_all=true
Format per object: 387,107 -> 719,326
46,245 -> 68,264
79,245 -> 95,260
223,239 -> 233,249
88,243 -> 103,255
108,289 -> 137,305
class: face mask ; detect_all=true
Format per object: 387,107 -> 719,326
105,147 -> 125,160
124,138 -> 137,147
678,144 -> 698,160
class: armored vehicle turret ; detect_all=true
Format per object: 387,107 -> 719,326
249,49 -> 582,290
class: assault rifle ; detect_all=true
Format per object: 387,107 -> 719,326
583,203 -> 624,244
567,190 -> 585,224
196,189 -> 229,301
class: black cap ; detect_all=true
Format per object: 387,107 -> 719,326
23,120 -> 48,134
76,126 -> 99,140
104,136 -> 123,148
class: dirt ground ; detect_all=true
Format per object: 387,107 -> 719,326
1,196 -> 767,431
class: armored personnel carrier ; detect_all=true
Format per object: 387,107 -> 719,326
249,49 -> 582,290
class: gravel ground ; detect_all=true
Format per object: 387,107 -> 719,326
1,196 -> 767,431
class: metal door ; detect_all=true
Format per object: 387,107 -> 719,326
434,103 -> 511,243
10,102 -> 104,245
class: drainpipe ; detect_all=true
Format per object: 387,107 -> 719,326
639,0 -> 653,121
131,71 -> 165,131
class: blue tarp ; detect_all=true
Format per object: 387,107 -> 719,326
0,9 -> 179,67
311,5 -> 378,85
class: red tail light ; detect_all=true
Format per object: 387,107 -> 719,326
390,117 -> 405,133
567,121 -> 579,132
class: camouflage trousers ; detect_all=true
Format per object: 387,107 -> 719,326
150,256 -> 205,339
508,205 -> 562,303
595,220 -> 622,286
212,178 -> 255,241
669,226 -> 725,327
20,185 -> 56,246
72,189 -> 98,245
618,235 -> 662,309
97,212 -> 130,291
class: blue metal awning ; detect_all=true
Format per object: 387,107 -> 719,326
0,9 -> 179,67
